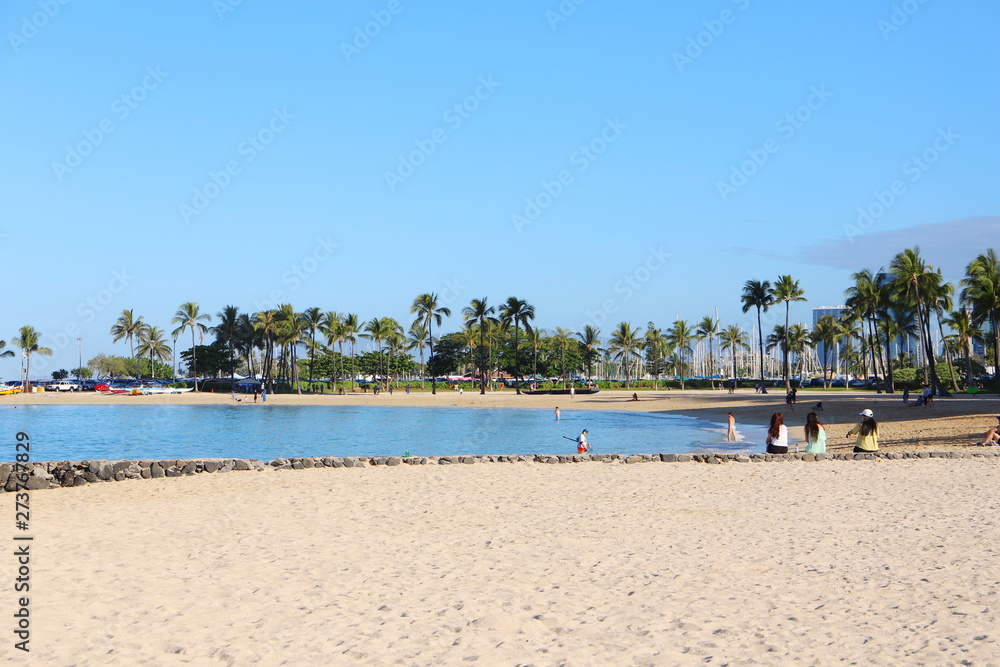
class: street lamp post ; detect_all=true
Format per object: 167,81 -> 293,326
77,337 -> 83,384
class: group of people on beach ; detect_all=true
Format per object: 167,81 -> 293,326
751,409 -> 879,454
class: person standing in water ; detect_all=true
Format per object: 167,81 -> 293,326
726,412 -> 737,442
576,429 -> 591,452
554,407 -> 561,420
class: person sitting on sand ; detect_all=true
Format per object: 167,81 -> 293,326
576,429 -> 591,453
803,411 -> 827,453
977,416 -> 1000,446
846,409 -> 879,453
726,412 -> 736,443
631,392 -> 639,401
765,412 -> 789,454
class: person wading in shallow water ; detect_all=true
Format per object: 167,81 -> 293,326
576,429 -> 591,453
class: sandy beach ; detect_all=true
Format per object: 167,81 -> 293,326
5,456 -> 998,664
3,389 -> 1000,664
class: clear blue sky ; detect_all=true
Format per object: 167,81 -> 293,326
2,0 -> 998,377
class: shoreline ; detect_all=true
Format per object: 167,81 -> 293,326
5,388 -> 998,452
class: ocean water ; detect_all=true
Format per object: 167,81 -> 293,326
5,405 -> 768,461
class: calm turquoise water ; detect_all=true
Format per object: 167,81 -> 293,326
6,405 -> 767,461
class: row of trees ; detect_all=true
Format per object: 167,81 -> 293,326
5,247 -> 996,395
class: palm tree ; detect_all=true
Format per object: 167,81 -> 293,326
12,326 -> 53,390
550,327 -> 576,388
321,311 -> 344,392
137,325 -> 172,379
525,327 -> 546,380
301,307 -> 324,384
719,324 -> 749,385
110,309 -> 145,379
171,303 -> 211,390
213,305 -> 241,386
462,298 -> 496,395
960,249 -> 1000,390
844,269 -> 886,388
695,315 -> 720,388
407,322 -> 429,388
341,313 -> 361,391
741,279 -> 773,393
644,323 -> 665,390
770,275 -> 807,391
810,315 -> 843,388
942,309 -> 980,388
410,293 -> 452,395
577,325 -> 602,381
927,274 -> 960,393
666,320 -> 695,390
276,304 -> 306,394
0,340 -> 14,360
254,310 -> 279,390
608,322 -> 642,388
499,297 -> 535,394
889,248 -> 942,394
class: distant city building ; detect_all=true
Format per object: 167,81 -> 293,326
812,306 -> 848,368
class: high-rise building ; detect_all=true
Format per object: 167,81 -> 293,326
812,306 -> 848,370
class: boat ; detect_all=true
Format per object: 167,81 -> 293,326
0,385 -> 23,396
524,387 -> 601,396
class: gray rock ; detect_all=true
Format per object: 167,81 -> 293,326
150,464 -> 164,479
83,472 -> 100,483
301,457 -> 315,469
803,454 -> 815,462
677,454 -> 692,462
88,461 -> 102,474
113,461 -> 130,473
181,462 -> 197,474
203,461 -> 220,473
386,457 -> 402,466
291,461 -> 304,470
73,475 -> 88,486
25,476 -> 50,490
735,455 -> 751,463
233,459 -> 252,471
164,468 -> 181,477
96,463 -> 114,481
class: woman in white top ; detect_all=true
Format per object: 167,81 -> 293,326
766,412 -> 789,454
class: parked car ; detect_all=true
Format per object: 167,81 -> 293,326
48,380 -> 82,392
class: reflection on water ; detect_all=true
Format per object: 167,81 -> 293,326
8,405 -> 766,461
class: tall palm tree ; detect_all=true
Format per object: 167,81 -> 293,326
942,309 -> 980,388
770,275 -> 807,391
213,305 -> 241,385
341,313 -> 361,391
666,320 -> 695,390
608,321 -> 642,388
525,327 -> 546,380
844,269 -> 887,390
577,325 -> 602,381
719,324 -> 749,385
321,311 -> 344,392
0,340 -> 15,360
410,293 -> 452,395
889,248 -> 942,394
254,310 -> 279,390
695,315 -> 720,388
960,249 -> 1000,390
276,304 -> 306,394
171,302 -> 211,391
499,297 -> 535,394
810,315 -> 843,388
786,323 -> 811,380
137,325 -> 172,379
927,274 -> 960,393
550,327 -> 576,388
644,323 -> 665,390
462,297 -> 496,395
407,322 -> 429,388
12,326 -> 53,390
110,309 -> 145,379
301,307 -> 324,385
741,279 -> 773,393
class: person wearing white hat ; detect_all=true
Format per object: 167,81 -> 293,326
846,409 -> 879,452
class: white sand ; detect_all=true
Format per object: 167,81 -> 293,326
8,457 -> 999,664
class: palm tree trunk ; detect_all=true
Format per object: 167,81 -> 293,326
936,312 -> 959,393
191,328 -> 199,391
756,308 -> 766,393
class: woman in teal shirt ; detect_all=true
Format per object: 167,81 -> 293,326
803,411 -> 827,453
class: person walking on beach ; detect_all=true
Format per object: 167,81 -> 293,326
765,412 -> 788,454
576,429 -> 591,453
726,412 -> 736,443
846,409 -> 879,453
803,411 -> 827,453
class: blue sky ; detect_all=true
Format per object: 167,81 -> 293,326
1,0 -> 998,377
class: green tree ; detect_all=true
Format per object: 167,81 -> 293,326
770,275 -> 807,391
410,293 -> 452,395
889,248 -> 942,394
695,315 -> 720,388
942,309 -> 981,387
719,324 -> 749,383
960,249 -> 1000,390
608,322 -> 642,388
12,325 -> 52,390
110,309 -> 145,379
212,306 -> 241,385
301,307 -> 324,384
462,297 -> 496,394
577,325 -> 602,381
137,325 -> 172,379
499,297 -> 535,394
171,302 -> 211,391
741,279 -> 773,392
810,315 -> 843,388
666,319 -> 695,390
